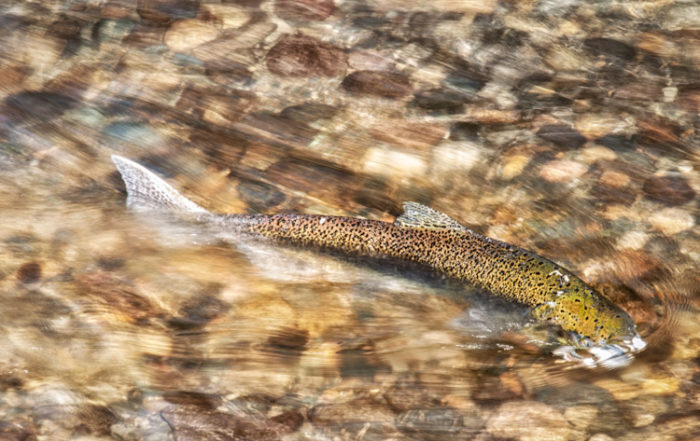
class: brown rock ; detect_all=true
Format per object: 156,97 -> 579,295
642,174 -> 695,206
342,70 -> 412,98
275,0 -> 334,21
164,19 -> 219,52
536,124 -> 587,149
16,262 -> 42,284
137,0 -> 200,23
267,34 -> 347,77
486,401 -> 571,441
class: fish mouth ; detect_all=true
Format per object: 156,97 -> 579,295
553,332 -> 647,369
611,333 -> 647,353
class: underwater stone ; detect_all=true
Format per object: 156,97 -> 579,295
137,0 -> 200,23
275,0 -> 334,21
642,174 -> 695,206
536,124 -> 587,149
267,34 -> 347,77
341,70 -> 412,98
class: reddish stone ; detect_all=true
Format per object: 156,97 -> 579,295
266,34 -> 347,77
275,0 -> 334,21
341,70 -> 412,98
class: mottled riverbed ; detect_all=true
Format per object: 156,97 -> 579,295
0,1 -> 698,440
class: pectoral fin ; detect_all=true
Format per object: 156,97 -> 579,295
394,202 -> 467,231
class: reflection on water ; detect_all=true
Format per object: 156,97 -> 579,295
1,0 -> 698,440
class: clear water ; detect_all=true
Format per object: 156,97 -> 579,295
0,1 -> 698,440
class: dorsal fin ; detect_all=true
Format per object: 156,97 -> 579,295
111,155 -> 209,214
394,202 -> 467,231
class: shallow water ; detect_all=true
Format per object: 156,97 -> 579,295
1,1 -> 698,440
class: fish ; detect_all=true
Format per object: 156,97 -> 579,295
111,155 -> 646,364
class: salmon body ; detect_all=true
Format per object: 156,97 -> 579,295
112,156 -> 646,357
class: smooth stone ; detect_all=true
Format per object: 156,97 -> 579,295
617,231 -> 649,250
642,174 -> 695,206
412,88 -> 466,113
137,0 -> 200,23
237,181 -> 286,211
584,37 -> 637,61
341,70 -> 412,98
536,124 -> 587,149
563,405 -> 598,430
395,407 -> 468,440
575,113 -> 631,139
4,91 -> 79,122
589,434 -> 615,441
501,153 -> 530,179
598,170 -> 630,188
164,19 -> 219,52
362,147 -> 428,179
539,159 -> 588,183
648,207 -> 695,235
266,34 -> 347,77
487,401 -> 571,441
15,261 -> 41,284
202,3 -> 251,29
275,0 -> 334,21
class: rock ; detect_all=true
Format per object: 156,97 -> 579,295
194,21 -> 277,71
395,407 -> 469,441
539,159 -> 588,183
589,434 -> 615,441
595,134 -> 636,151
486,401 -> 571,441
563,405 -> 598,430
642,175 -> 695,206
598,170 -> 630,188
202,3 -> 251,30
15,262 -> 41,283
4,91 -> 79,122
412,88 -> 466,113
341,70 -> 412,98
501,153 -> 530,179
584,38 -> 637,61
137,0 -> 200,23
237,181 -> 286,211
275,0 -> 334,21
578,145 -> 617,164
617,230 -> 649,249
266,34 -> 347,77
362,147 -> 428,179
536,124 -> 587,149
575,114 -> 630,139
648,207 -> 695,235
164,19 -> 219,52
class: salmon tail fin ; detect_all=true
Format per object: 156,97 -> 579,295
111,155 -> 209,215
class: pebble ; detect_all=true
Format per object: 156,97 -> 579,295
275,0 -> 334,21
395,407 -> 467,440
563,405 -> 598,430
486,401 -> 571,441
137,0 -> 200,23
642,174 -> 696,206
617,230 -> 649,250
341,70 -> 412,98
266,34 -> 347,77
15,261 -> 42,284
588,434 -> 615,441
648,207 -> 695,235
202,3 -> 251,30
599,169 -> 630,188
501,153 -> 530,179
539,159 -> 588,183
164,19 -> 219,52
362,147 -> 428,179
536,124 -> 588,149
577,145 -> 617,164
